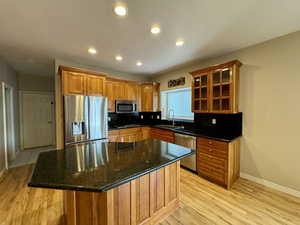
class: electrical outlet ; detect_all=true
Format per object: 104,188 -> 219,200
212,118 -> 216,125
141,115 -> 144,119
157,115 -> 160,119
108,117 -> 111,122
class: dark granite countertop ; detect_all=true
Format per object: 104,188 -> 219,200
109,124 -> 241,142
28,139 -> 194,192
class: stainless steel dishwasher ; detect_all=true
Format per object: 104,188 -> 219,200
174,133 -> 197,172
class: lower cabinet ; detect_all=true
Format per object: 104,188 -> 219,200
150,128 -> 175,143
108,127 -> 150,142
196,137 -> 240,189
108,127 -> 240,189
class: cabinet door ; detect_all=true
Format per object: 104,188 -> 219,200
105,81 -> 115,112
86,75 -> 105,96
114,82 -> 126,100
152,83 -> 160,112
211,68 -> 232,113
192,74 -> 209,112
141,84 -> 153,112
62,71 -> 86,95
126,83 -> 138,101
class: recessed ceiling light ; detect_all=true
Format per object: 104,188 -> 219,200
176,40 -> 184,46
136,61 -> 143,66
88,47 -> 97,54
114,3 -> 127,16
115,55 -> 123,61
151,25 -> 161,34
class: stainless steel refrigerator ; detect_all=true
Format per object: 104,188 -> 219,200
64,95 -> 108,145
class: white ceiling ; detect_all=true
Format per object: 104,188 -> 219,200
0,0 -> 300,77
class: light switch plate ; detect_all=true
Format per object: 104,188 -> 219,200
212,118 -> 217,124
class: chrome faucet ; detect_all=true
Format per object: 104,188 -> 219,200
168,109 -> 175,126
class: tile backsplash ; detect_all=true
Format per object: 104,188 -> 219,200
194,113 -> 242,137
108,112 -> 161,127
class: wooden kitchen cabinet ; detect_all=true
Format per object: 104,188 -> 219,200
60,66 -> 106,96
196,137 -> 240,189
190,60 -> 241,113
141,82 -> 160,112
62,71 -> 86,95
126,82 -> 139,101
151,128 -> 175,143
108,127 -> 150,142
105,78 -> 140,112
105,80 -> 115,112
86,75 -> 105,96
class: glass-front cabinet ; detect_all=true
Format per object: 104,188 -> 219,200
190,60 -> 241,113
193,74 -> 209,112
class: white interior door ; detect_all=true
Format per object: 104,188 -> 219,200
21,92 -> 54,149
0,83 -> 8,170
4,86 -> 16,160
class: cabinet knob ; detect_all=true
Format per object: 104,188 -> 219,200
209,141 -> 212,144
209,149 -> 213,152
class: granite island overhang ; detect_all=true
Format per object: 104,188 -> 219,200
28,139 -> 195,225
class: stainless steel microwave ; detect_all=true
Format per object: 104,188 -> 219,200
116,100 -> 137,113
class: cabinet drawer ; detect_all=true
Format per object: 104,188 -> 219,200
108,130 -> 119,136
197,137 -> 228,151
119,127 -> 141,135
197,152 -> 227,184
198,145 -> 228,159
151,128 -> 175,143
152,134 -> 174,143
197,152 -> 227,170
198,165 -> 226,184
151,128 -> 173,136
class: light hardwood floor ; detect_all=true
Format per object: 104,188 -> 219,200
1,165 -> 300,225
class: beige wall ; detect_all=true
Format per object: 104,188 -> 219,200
18,74 -> 54,92
154,31 -> 300,192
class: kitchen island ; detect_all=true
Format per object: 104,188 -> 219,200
28,139 -> 194,225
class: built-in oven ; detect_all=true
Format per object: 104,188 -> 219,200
174,133 -> 197,173
115,100 -> 137,113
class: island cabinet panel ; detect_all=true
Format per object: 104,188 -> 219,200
63,161 -> 180,225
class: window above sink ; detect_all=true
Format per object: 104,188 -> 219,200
160,88 -> 194,121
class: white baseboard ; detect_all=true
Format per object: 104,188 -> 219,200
240,173 -> 300,198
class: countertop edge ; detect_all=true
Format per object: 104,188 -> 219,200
109,125 -> 242,142
28,151 -> 195,193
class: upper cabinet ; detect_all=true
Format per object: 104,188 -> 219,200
60,66 -> 106,96
190,60 -> 242,114
105,78 -> 140,112
141,82 -> 160,112
126,82 -> 139,101
86,75 -> 105,96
